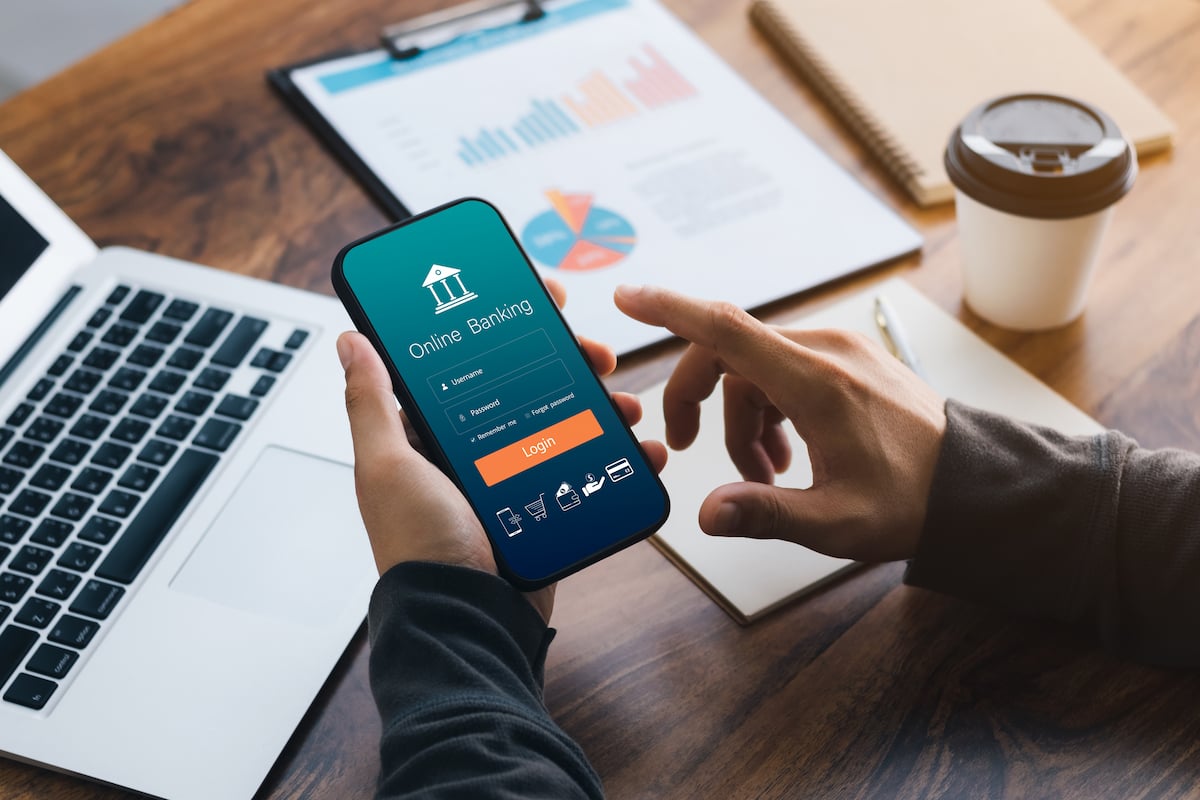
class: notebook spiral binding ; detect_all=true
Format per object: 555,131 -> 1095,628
749,0 -> 933,204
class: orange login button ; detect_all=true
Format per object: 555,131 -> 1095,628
474,410 -> 603,487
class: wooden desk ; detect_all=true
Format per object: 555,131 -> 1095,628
2,0 -> 1199,797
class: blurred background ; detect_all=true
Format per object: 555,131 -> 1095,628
0,0 -> 181,101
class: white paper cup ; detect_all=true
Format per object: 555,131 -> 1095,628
955,189 -> 1114,330
945,94 -> 1137,331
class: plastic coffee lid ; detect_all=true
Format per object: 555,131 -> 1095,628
944,93 -> 1137,219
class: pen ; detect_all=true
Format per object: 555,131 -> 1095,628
873,295 -> 929,381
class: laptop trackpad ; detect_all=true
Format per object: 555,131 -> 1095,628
170,446 -> 366,627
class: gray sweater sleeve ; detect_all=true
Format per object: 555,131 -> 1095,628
905,400 -> 1200,665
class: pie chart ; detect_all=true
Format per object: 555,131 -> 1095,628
521,190 -> 636,271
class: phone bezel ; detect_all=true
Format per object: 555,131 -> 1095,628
331,196 -> 670,589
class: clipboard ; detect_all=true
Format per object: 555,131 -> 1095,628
266,0 -> 923,356
269,0 -> 548,219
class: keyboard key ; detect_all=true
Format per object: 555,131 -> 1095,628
105,285 -> 130,306
5,402 -> 34,428
27,379 -> 54,402
30,464 -> 70,492
98,490 -> 139,518
148,370 -> 187,395
11,545 -> 53,575
45,392 -> 83,419
108,367 -> 147,392
184,308 -> 233,347
162,299 -> 199,321
11,489 -> 52,518
96,449 -> 218,585
70,414 -> 109,441
0,467 -> 22,495
30,519 -> 72,547
127,344 -> 165,368
86,307 -> 112,328
49,438 -> 90,465
49,614 -> 99,649
72,467 -> 113,495
215,394 -> 258,421
89,390 -> 129,416
0,605 -> 8,624
0,428 -> 12,451
119,290 -> 164,324
15,596 -> 60,628
251,348 -> 275,369
64,368 -> 103,395
145,321 -> 182,344
129,394 -> 168,419
112,418 -> 150,444
0,516 -> 31,544
157,415 -> 195,441
0,626 -> 38,689
167,347 -> 204,371
47,354 -> 73,377
194,367 -> 231,392
176,391 -> 213,416
3,673 -> 56,709
138,440 -> 177,466
91,442 -> 132,469
284,329 -> 310,350
0,572 -> 33,603
58,543 -> 101,573
101,323 -> 138,347
211,316 -> 267,367
3,441 -> 43,468
78,516 -> 120,545
50,493 -> 93,523
249,375 -> 275,397
37,569 -> 82,602
193,418 -> 240,452
27,643 -> 78,679
82,346 -> 121,371
69,579 -> 125,619
26,417 -> 65,443
67,330 -> 93,352
118,464 -> 158,492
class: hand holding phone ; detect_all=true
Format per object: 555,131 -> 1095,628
333,199 -> 670,590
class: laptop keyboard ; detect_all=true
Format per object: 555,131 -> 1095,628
0,284 -> 308,712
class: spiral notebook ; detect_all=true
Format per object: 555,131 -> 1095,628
749,0 -> 1175,206
635,278 -> 1105,624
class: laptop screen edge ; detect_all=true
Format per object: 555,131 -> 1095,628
0,149 -> 98,370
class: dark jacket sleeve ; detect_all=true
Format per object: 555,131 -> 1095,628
905,400 -> 1200,665
367,561 -> 603,799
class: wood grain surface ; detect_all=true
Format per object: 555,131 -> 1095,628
1,0 -> 1199,797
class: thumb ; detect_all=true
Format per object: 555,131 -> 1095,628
698,482 -> 865,560
337,332 -> 411,467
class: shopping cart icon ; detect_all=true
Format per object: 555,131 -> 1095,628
524,493 -> 548,521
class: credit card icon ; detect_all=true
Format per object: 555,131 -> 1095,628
604,458 -> 634,482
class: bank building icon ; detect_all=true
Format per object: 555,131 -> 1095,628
422,264 -> 478,314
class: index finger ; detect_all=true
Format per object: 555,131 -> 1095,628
614,285 -> 806,393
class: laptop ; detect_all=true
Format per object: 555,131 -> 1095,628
0,149 -> 377,799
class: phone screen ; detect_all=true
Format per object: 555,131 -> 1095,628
335,199 -> 668,586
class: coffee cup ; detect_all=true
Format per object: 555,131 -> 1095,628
944,94 -> 1137,330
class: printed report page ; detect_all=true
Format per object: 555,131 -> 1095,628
295,0 -> 920,353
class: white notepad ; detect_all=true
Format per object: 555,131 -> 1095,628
634,278 -> 1104,623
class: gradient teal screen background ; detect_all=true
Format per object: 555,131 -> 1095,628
338,199 -> 668,583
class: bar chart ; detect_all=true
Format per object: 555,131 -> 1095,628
454,43 -> 699,167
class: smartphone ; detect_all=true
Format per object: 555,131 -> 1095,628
331,198 -> 670,589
